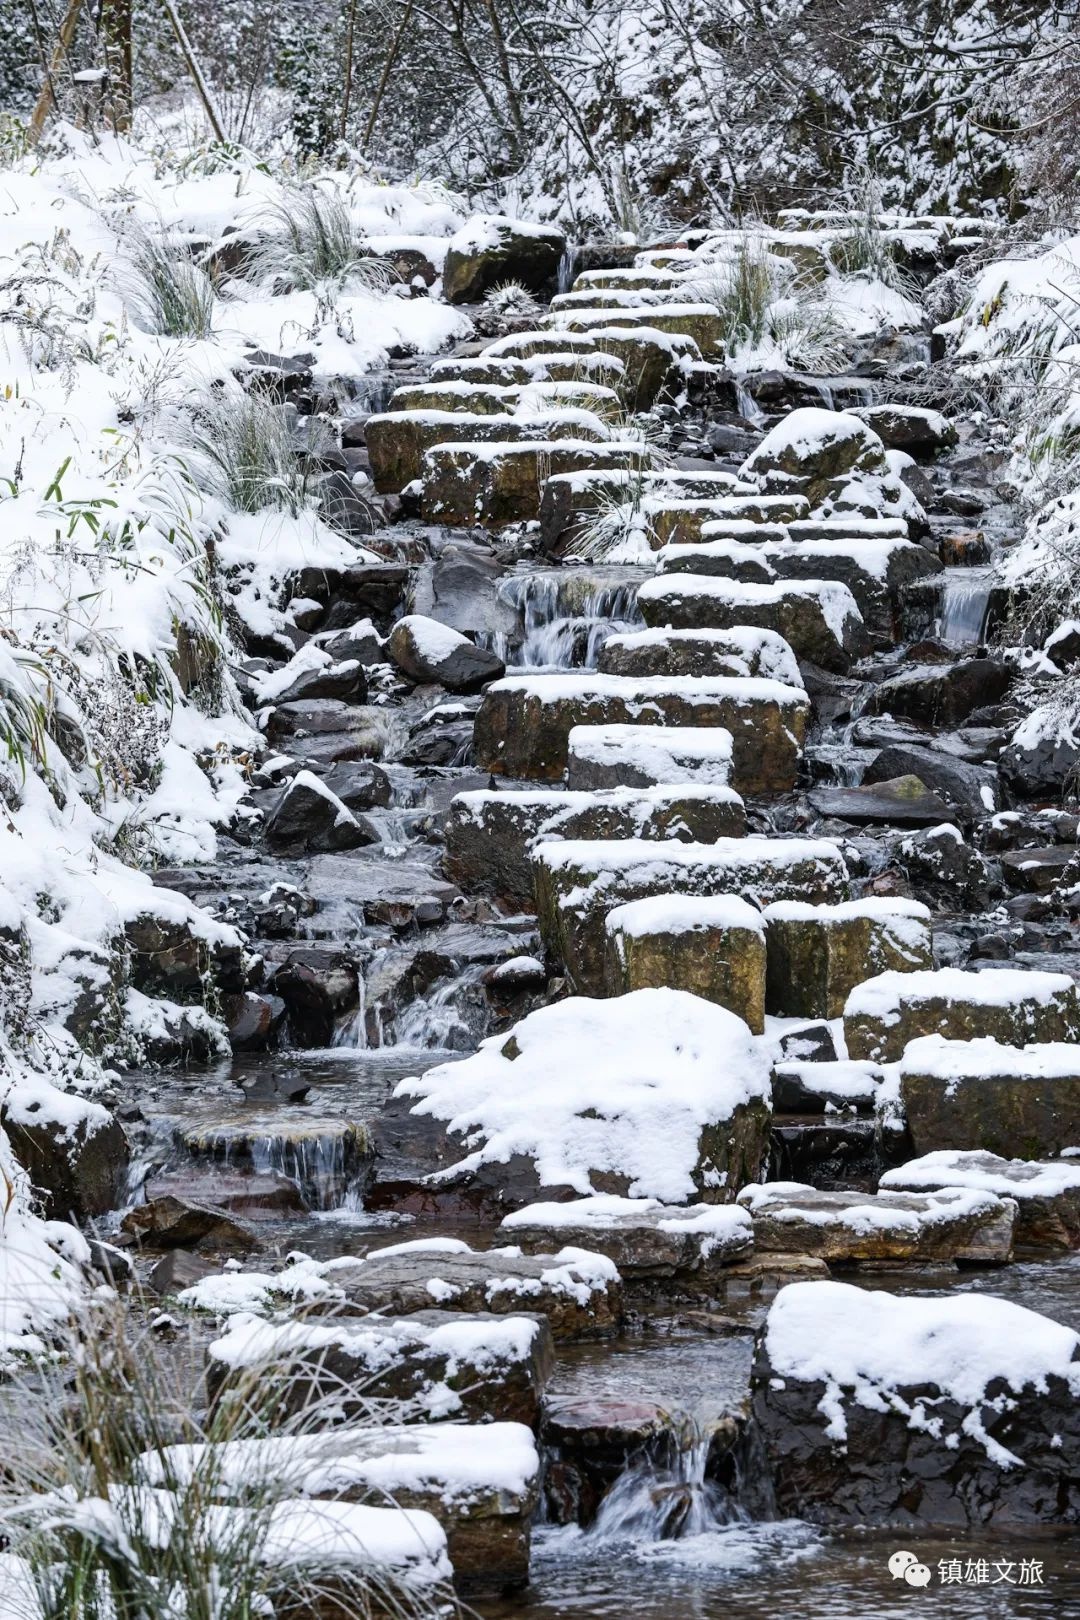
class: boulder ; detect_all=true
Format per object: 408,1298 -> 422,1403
6,1094 -> 128,1219
854,404 -> 958,458
637,575 -> 866,672
892,823 -> 993,910
737,1180 -> 1016,1264
751,1280 -> 1080,1526
252,648 -> 366,707
565,723 -> 733,789
442,215 -> 567,304
771,1059 -> 883,1114
643,493 -> 811,545
539,1396 -> 685,1526
844,968 -> 1080,1063
534,836 -> 847,997
386,615 -> 505,692
264,770 -> 377,853
762,898 -> 932,1020
741,408 -> 887,499
596,626 -> 802,685
603,894 -> 766,1031
367,411 -> 609,493
880,1150 -> 1080,1249
421,440 -> 647,526
443,784 -> 746,907
807,775 -> 956,829
897,1035 -> 1080,1159
501,1195 -> 754,1297
866,659 -> 1013,727
862,744 -> 999,820
473,673 -> 809,794
394,988 -> 773,1206
120,1194 -> 258,1253
267,947 -> 360,1046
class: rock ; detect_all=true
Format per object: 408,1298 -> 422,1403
289,562 -> 408,630
6,1098 -> 128,1219
866,659 -> 1013,727
124,912 -> 243,999
121,1194 -> 258,1252
307,1240 -> 621,1340
206,1309 -> 555,1428
473,673 -> 810,794
175,1115 -> 372,1209
222,991 -> 285,1052
318,760 -> 392,810
397,988 -> 773,1206
421,441 -> 646,526
1044,620 -> 1080,670
534,836 -> 847,997
237,1070 -> 312,1103
638,575 -> 866,673
854,404 -> 958,458
148,1250 -> 219,1295
386,615 -> 505,692
751,1280 -> 1080,1527
539,1396 -> 679,1526
862,744 -> 999,820
807,775 -> 956,828
317,619 -> 386,666
880,1150 -> 1080,1249
443,785 -> 746,908
596,626 -> 802,685
999,718 -> 1080,798
893,823 -> 992,910
844,967 -> 1080,1063
771,1059 -> 883,1113
143,1169 -> 308,1217
896,1035 -> 1080,1159
266,947 -> 360,1045
264,770 -> 377,853
442,215 -> 566,304
255,651 -> 366,707
501,1195 -> 754,1299
737,1180 -> 1016,1263
603,894 -> 766,1032
777,1021 -> 839,1063
763,898 -> 932,1020
741,407 -> 887,498
1000,846 -> 1080,893
566,722 -> 734,789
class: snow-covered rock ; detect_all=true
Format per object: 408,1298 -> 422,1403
881,1150 -> 1080,1249
737,1180 -> 1016,1264
844,968 -> 1080,1063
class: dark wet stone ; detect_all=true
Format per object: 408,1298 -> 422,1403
862,744 -> 998,820
1000,846 -> 1080,894
267,947 -> 359,1045
263,773 -> 378,854
262,658 -> 366,707
808,775 -> 955,828
144,1169 -> 308,1217
866,658 -> 1013,728
121,1194 -> 258,1252
222,991 -> 286,1052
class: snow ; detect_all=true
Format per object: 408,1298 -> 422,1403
763,897 -> 931,958
672,534 -> 923,585
501,1193 -> 753,1252
606,893 -> 765,937
881,1151 -> 1080,1200
739,1179 -> 1005,1230
772,1059 -> 883,1103
764,1280 -> 1080,1465
0,1123 -> 91,1363
638,575 -> 864,643
567,722 -> 735,784
845,968 -> 1078,1022
742,407 -> 881,470
536,834 -> 848,885
392,614 -> 473,662
396,988 -> 772,1203
897,1034 -> 1080,1082
598,626 -> 803,687
485,671 -> 808,708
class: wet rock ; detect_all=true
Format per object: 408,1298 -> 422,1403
540,1396 -> 676,1525
442,215 -> 566,303
534,837 -> 847,998
148,1250 -> 219,1295
777,1021 -> 838,1063
289,563 -> 409,631
638,575 -> 866,673
880,1150 -> 1080,1249
999,722 -> 1080,799
411,544 -> 522,642
473,673 -> 810,794
596,626 -> 802,685
866,658 -> 1013,727
1045,620 -> 1080,670
206,1309 -> 555,1429
267,947 -> 359,1045
844,967 -> 1080,1063
603,894 -> 767,1031
386,614 -> 505,691
144,1168 -> 308,1217
862,744 -> 999,820
1000,846 -> 1080,893
763,898 -> 932,1020
808,775 -> 956,829
318,760 -> 392,810
897,1035 -> 1080,1159
222,990 -> 285,1051
771,1059 -> 883,1113
236,1069 -> 312,1103
256,653 -> 366,708
738,1181 -> 1015,1264
751,1279 -> 1080,1527
124,912 -> 244,999
121,1194 -> 258,1252
767,1116 -> 884,1188
443,786 -> 746,908
263,770 -> 378,854
854,404 -> 957,458
176,1114 -> 372,1208
7,1100 -> 128,1219
262,699 -> 387,756
317,619 -> 386,666
892,823 -> 992,910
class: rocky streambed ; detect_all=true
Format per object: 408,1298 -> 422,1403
29,215 -> 1080,1615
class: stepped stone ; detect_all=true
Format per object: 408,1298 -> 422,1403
763,898 -> 932,1020
444,784 -> 746,907
206,1309 -> 554,1428
366,411 -> 609,492
432,353 -> 626,388
637,575 -> 866,672
538,468 -> 757,554
741,408 -> 887,502
545,303 -> 725,357
546,324 -> 700,410
644,494 -> 811,545
603,894 -> 766,1030
421,441 -> 648,526
737,1181 -> 1016,1264
565,723 -> 733,789
501,1195 -> 754,1295
473,673 -> 810,793
534,836 -> 847,996
597,626 -> 802,685
771,1059 -> 884,1113
854,404 -> 958,458
896,1035 -> 1080,1159
844,968 -> 1080,1063
388,381 -> 521,415
442,214 -> 566,303
662,533 -> 942,632
880,1150 -> 1080,1249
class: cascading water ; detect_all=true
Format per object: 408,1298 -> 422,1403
937,566 -> 992,646
483,572 -> 644,669
734,382 -> 766,427
557,244 -> 580,295
589,1414 -> 747,1544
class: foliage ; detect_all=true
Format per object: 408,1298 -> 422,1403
119,222 -> 216,340
245,185 -> 397,295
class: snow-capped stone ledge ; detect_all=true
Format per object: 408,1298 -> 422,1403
881,1150 -> 1080,1249
736,1180 -> 1016,1264
843,968 -> 1080,1063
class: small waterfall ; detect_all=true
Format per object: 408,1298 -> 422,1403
485,573 -> 644,669
557,244 -> 580,296
734,381 -> 766,427
589,1414 -> 747,1544
391,965 -> 490,1051
173,1123 -> 369,1211
937,567 -> 992,646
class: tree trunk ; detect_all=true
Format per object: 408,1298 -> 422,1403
99,0 -> 132,130
29,0 -> 85,144
161,0 -> 227,143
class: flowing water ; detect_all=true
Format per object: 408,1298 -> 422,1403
482,570 -> 645,669
938,566 -> 993,646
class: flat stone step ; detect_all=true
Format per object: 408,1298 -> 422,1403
366,409 -> 612,491
880,1149 -> 1080,1249
737,1181 -> 1016,1264
500,1194 -> 754,1296
643,494 -> 812,545
543,303 -> 724,357
472,672 -> 810,793
637,574 -> 866,672
444,783 -> 746,907
431,352 -> 626,388
596,626 -> 802,684
422,440 -> 649,526
762,897 -> 932,1020
533,835 -> 847,995
571,266 -> 686,292
539,468 -> 759,555
388,380 -> 621,419
844,968 -> 1080,1063
604,893 -> 767,1029
807,774 -> 956,828
771,1060 -> 884,1113
550,287 -> 672,309
485,326 -> 696,410
565,722 -> 734,789
896,1034 -> 1080,1157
